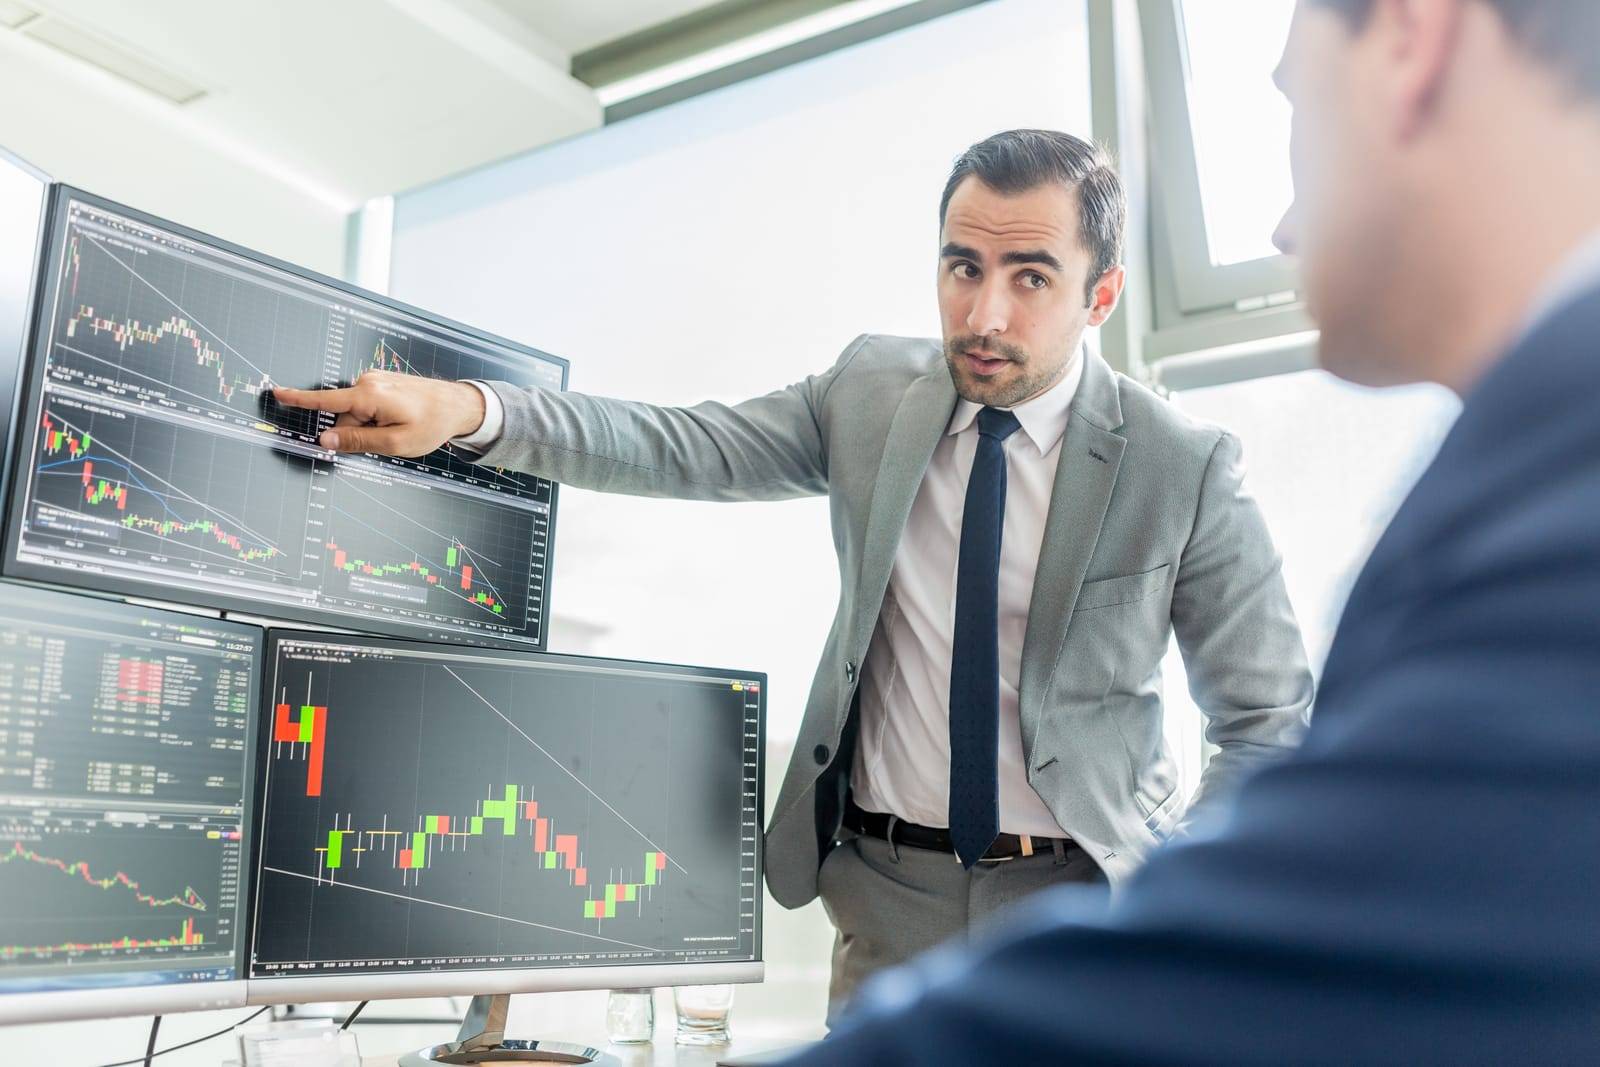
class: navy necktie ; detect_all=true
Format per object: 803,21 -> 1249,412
949,406 -> 1021,868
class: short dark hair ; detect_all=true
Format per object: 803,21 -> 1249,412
1313,0 -> 1600,100
938,129 -> 1125,304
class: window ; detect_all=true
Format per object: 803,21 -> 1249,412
1180,0 -> 1295,267
1158,370 -> 1461,796
1141,0 -> 1299,316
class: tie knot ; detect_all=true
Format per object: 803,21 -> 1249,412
976,407 -> 1022,442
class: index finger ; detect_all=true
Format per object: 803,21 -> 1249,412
272,384 -> 356,413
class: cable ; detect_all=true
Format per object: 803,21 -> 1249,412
141,1016 -> 160,1067
339,1000 -> 370,1030
90,1005 -> 272,1067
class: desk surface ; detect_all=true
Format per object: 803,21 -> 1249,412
366,1035 -> 808,1066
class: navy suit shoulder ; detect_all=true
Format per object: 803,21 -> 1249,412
787,289 -> 1600,1065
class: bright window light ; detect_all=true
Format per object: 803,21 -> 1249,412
1159,369 -> 1460,797
1179,0 -> 1296,266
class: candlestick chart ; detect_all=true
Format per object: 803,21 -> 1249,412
317,461 -> 544,635
0,817 -> 239,967
250,636 -> 763,977
46,221 -> 327,440
19,398 -> 305,583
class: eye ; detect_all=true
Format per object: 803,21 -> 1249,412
1019,271 -> 1049,290
949,261 -> 980,280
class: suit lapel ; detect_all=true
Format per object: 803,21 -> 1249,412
1017,352 -> 1126,761
852,367 -> 958,658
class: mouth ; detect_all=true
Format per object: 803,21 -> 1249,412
962,350 -> 1012,377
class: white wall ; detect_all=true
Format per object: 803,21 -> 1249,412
0,32 -> 348,277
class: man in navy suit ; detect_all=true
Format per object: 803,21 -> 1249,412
782,0 -> 1600,1061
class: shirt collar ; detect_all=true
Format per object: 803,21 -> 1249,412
946,345 -> 1086,456
1516,227 -> 1600,344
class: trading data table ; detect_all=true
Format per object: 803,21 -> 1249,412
0,585 -> 259,993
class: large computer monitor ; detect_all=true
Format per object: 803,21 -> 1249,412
246,631 -> 764,1003
3,187 -> 567,650
0,582 -> 262,1024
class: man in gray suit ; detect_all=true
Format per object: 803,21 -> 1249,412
276,129 -> 1313,1012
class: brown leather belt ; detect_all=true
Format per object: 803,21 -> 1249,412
843,799 -> 1074,862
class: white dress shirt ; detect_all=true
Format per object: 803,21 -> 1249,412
451,380 -> 505,452
851,353 -> 1085,837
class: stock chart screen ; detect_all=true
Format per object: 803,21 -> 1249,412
249,634 -> 763,979
0,583 -> 259,994
3,190 -> 565,648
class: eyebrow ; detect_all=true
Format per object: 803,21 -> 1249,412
940,242 -> 1065,272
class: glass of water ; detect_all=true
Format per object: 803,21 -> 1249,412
673,984 -> 734,1045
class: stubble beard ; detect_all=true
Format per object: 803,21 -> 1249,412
943,335 -> 1065,408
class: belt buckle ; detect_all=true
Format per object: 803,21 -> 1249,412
977,832 -> 1031,863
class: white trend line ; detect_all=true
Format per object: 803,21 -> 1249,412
441,666 -> 688,875
55,343 -> 283,422
42,407 -> 285,556
32,490 -> 285,578
449,537 -> 509,608
262,866 -> 655,951
332,471 -> 505,569
80,228 -> 280,385
327,503 -> 512,620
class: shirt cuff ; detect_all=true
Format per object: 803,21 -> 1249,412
450,380 -> 504,454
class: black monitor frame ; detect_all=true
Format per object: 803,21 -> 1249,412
2,184 -> 567,651
243,629 -> 766,1003
0,149 -> 51,522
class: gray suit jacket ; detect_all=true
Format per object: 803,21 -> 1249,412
472,334 -> 1313,906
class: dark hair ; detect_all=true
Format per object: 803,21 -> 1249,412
1314,0 -> 1600,99
938,129 -> 1126,304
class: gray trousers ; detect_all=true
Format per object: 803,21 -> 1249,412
816,828 -> 1107,1024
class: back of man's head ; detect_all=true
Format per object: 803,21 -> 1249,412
1315,0 -> 1600,99
1278,0 -> 1600,393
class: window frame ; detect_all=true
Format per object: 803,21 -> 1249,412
1137,0 -> 1301,319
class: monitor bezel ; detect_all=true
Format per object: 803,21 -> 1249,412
0,149 -> 51,525
0,580 -> 264,1024
1,183 -> 569,652
244,629 -> 767,1002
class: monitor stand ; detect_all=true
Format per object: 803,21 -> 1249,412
400,993 -> 619,1065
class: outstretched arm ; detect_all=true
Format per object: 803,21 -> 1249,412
274,335 -> 871,502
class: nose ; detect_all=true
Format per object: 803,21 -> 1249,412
966,278 -> 1011,338
1272,199 -> 1298,257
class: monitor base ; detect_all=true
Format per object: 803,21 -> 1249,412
399,994 -> 618,1066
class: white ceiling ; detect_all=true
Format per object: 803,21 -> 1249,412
0,0 -> 729,210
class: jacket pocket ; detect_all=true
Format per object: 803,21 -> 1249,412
1073,563 -> 1171,612
1143,783 -> 1184,841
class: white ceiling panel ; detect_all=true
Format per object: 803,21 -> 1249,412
2,0 -> 619,206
